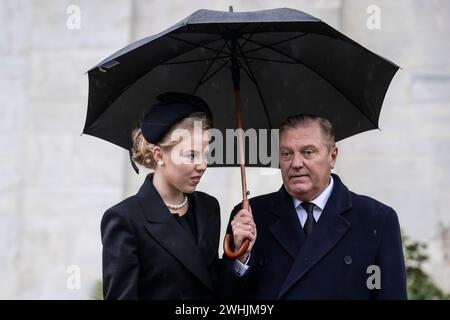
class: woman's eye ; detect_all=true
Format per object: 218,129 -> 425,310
185,152 -> 198,161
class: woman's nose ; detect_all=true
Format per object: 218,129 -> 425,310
196,156 -> 208,171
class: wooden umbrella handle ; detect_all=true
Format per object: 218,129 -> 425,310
223,199 -> 250,259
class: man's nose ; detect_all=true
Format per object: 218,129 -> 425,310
291,152 -> 304,169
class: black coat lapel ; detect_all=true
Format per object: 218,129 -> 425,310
192,192 -> 219,266
269,186 -> 305,259
277,174 -> 352,299
136,175 -> 213,291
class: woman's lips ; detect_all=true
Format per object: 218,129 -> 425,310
190,176 -> 201,184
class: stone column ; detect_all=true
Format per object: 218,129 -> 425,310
338,0 -> 450,243
0,0 -> 31,299
7,0 -> 132,299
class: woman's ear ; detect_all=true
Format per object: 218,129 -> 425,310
152,146 -> 164,163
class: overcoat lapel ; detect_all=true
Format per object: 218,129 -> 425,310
137,175 -> 213,291
192,192 -> 218,266
269,186 -> 306,259
277,174 -> 352,299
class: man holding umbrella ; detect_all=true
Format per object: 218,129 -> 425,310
227,114 -> 407,300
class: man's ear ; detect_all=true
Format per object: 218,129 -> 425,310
330,145 -> 338,169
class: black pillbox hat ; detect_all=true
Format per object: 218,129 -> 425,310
140,92 -> 212,144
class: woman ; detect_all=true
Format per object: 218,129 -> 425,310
101,92 -> 255,299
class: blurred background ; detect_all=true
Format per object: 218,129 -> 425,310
1,0 -> 449,299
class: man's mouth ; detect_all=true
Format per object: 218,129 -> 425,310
290,174 -> 309,180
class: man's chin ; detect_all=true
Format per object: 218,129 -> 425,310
286,183 -> 310,196
290,176 -> 310,183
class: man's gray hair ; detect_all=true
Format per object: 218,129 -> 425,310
280,115 -> 336,151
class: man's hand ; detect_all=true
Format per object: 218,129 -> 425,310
231,205 -> 257,263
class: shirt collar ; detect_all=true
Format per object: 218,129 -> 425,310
292,175 -> 334,210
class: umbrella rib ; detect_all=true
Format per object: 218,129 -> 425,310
239,56 -> 299,64
160,36 -> 228,65
236,41 -> 273,129
239,33 -> 308,56
218,22 -> 251,38
238,23 -> 264,50
161,56 -> 229,65
240,36 -> 378,128
166,34 -> 229,56
198,57 -> 232,86
193,41 -> 229,94
215,22 -> 254,55
238,56 -> 258,86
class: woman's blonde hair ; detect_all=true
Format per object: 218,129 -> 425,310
131,112 -> 212,170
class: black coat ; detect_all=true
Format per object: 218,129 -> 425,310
101,174 -> 221,299
225,174 -> 407,300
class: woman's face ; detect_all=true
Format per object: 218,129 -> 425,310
160,128 -> 210,193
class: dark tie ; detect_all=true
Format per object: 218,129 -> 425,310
300,202 -> 316,238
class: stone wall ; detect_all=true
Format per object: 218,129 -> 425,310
0,0 -> 449,298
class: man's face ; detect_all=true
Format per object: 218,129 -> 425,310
279,121 -> 338,201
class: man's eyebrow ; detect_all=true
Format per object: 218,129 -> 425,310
301,144 -> 318,149
280,144 -> 317,150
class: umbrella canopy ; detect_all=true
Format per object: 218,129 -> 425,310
84,7 -> 399,168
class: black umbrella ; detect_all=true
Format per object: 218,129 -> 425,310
83,7 -> 399,258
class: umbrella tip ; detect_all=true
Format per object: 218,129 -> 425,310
229,5 -> 233,12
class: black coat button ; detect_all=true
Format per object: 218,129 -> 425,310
344,256 -> 352,264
